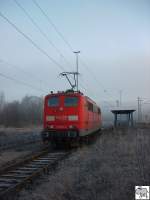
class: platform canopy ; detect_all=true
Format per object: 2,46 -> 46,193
111,109 -> 136,127
111,109 -> 135,114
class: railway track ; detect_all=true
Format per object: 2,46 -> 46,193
0,148 -> 70,200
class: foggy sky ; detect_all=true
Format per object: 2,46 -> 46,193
0,0 -> 150,108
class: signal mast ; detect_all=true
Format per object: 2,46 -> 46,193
60,51 -> 80,92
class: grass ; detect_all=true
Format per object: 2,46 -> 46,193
19,126 -> 150,200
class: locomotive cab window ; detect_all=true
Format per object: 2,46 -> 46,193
48,96 -> 59,107
64,97 -> 78,107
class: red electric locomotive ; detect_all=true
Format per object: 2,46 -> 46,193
42,90 -> 102,145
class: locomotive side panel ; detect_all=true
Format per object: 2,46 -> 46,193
79,97 -> 101,137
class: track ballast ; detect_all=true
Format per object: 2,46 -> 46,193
0,150 -> 69,200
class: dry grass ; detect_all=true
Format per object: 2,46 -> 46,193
0,127 -> 42,151
0,127 -> 43,167
19,127 -> 150,200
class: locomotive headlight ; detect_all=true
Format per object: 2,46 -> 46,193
68,115 -> 78,121
46,115 -> 55,121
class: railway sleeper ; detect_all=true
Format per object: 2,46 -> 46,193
0,151 -> 69,200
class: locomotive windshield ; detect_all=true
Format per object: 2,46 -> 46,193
64,97 -> 78,107
48,96 -> 59,107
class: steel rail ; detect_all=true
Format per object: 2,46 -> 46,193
0,149 -> 69,200
0,146 -> 49,176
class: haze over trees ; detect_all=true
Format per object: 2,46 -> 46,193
0,92 -> 43,127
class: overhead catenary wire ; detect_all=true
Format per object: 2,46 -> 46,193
79,70 -> 113,106
31,0 -> 115,105
0,11 -> 66,72
31,0 -> 111,92
32,0 -> 74,52
0,72 -> 47,92
80,57 -> 115,107
0,11 -> 89,96
0,58 -> 50,89
0,59 -> 91,96
0,3 -> 114,106
13,0 -> 73,70
80,57 -> 115,100
29,0 -> 102,97
0,10 -> 79,94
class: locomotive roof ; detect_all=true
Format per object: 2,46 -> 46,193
46,91 -> 83,97
45,91 -> 99,107
85,96 -> 98,105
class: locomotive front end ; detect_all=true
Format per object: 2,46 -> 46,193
42,92 -> 82,144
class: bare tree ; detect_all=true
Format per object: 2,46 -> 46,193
0,95 -> 43,127
0,91 -> 5,125
0,91 -> 5,111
